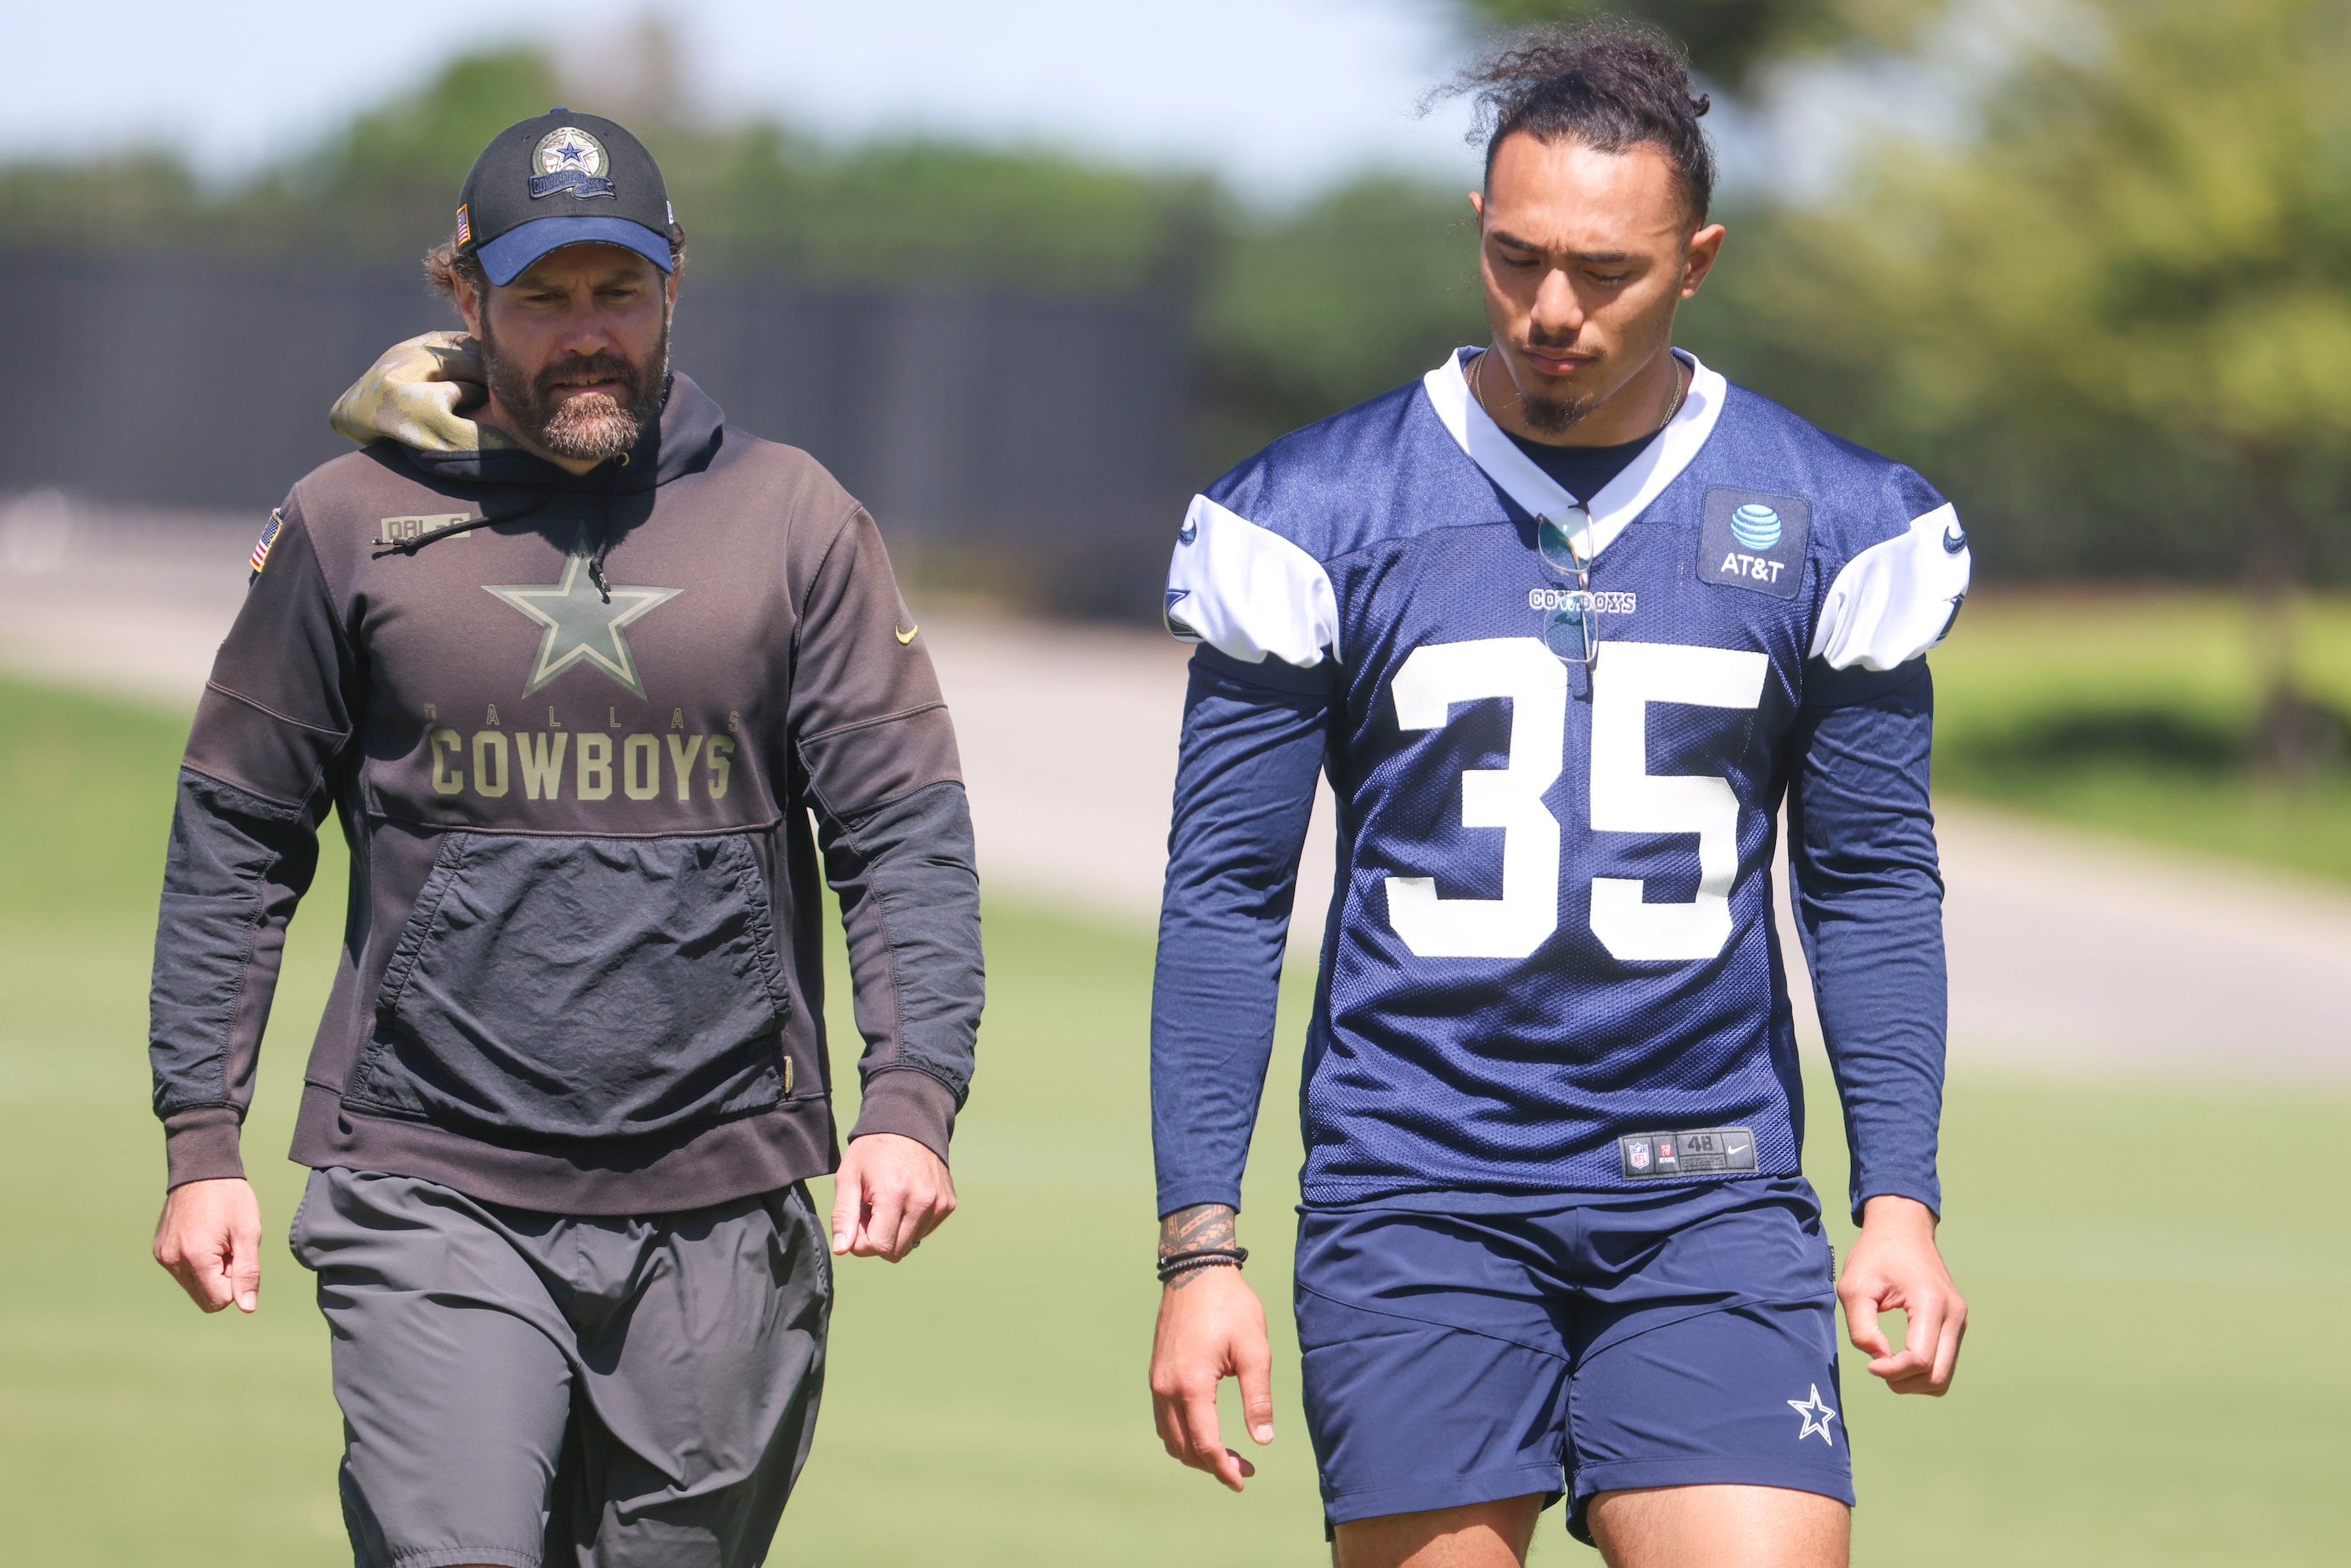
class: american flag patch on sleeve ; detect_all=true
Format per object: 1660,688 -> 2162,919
249,509 -> 284,582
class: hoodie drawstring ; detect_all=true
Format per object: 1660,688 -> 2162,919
374,447 -> 635,593
369,488 -> 555,561
587,485 -> 619,602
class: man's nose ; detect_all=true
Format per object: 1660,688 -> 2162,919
554,296 -> 614,353
1529,269 -> 1587,338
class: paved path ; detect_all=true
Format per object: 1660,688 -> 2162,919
7,498 -> 2345,1084
920,615 -> 2351,1085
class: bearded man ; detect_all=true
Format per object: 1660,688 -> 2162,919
146,109 -> 982,1568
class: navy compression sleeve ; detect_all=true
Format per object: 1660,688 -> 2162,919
1786,660 -> 1948,1222
1150,648 -> 1332,1217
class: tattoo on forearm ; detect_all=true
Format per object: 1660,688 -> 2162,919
1159,1203 -> 1237,1291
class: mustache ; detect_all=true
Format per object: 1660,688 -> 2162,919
533,352 -> 642,401
1519,330 -> 1595,359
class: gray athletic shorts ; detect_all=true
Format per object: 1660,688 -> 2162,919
289,1166 -> 832,1568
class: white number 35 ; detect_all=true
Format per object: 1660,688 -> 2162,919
1384,638 -> 1768,964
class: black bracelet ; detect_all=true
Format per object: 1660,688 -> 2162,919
1156,1246 -> 1248,1282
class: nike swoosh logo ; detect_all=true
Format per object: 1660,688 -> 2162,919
895,625 -> 918,645
1177,522 -> 1198,546
1942,523 -> 1967,554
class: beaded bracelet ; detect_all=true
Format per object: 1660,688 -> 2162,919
1156,1246 -> 1249,1282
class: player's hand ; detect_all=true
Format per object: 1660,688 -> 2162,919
1838,1194 -> 1967,1395
1150,1244 -> 1275,1492
831,1133 -> 956,1262
153,1177 -> 263,1314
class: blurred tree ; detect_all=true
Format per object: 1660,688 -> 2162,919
265,48 -> 563,259
0,154 -> 210,253
1194,176 -> 1488,472
1726,0 -> 2351,771
661,123 -> 1211,295
1452,0 -> 1934,84
0,45 -> 1206,295
0,48 -> 564,263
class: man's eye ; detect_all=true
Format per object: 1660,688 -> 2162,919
1499,251 -> 1541,269
1590,272 -> 1631,286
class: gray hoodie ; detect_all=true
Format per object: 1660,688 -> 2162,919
148,333 -> 983,1212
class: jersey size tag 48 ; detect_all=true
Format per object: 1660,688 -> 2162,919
1620,1126 -> 1758,1178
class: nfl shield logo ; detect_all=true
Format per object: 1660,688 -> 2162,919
1629,1141 -> 1651,1171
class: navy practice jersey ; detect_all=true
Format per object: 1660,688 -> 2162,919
1151,349 -> 1968,1219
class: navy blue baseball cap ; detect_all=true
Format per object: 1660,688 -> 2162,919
455,109 -> 675,286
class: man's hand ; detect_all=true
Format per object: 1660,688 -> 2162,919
1838,1194 -> 1967,1395
153,1177 -> 263,1314
831,1133 -> 956,1262
1148,1204 -> 1274,1492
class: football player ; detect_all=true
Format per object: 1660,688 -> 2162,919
1146,23 -> 1969,1568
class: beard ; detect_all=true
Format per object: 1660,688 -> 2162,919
1511,331 -> 1597,435
1519,389 -> 1595,436
481,315 -> 670,464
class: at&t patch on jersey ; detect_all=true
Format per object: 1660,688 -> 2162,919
248,509 -> 284,582
1620,1126 -> 1758,1178
1699,488 -> 1810,599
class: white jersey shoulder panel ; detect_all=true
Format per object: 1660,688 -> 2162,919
1165,495 -> 1342,668
1810,503 -> 1973,671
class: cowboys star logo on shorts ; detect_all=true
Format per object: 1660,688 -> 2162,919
530,127 -> 616,200
1787,1384 -> 1839,1445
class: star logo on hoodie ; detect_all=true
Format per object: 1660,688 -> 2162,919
485,542 -> 680,699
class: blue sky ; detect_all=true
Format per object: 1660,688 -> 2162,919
3,0 -> 1491,200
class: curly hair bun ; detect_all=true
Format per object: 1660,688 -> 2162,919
1448,18 -> 1716,225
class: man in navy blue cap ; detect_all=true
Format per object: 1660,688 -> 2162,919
428,108 -> 685,471
146,107 -> 983,1568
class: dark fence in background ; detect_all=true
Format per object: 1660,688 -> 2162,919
0,251 -> 1191,617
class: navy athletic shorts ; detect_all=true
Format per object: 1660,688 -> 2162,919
1293,1175 -> 1852,1544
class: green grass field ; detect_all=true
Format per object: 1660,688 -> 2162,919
3,669 -> 2347,1565
1933,589 -> 2351,883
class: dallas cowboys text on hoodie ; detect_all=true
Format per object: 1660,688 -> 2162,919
147,335 -> 983,1212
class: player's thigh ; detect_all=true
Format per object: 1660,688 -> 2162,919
558,1183 -> 833,1568
1564,1291 -> 1852,1545
1586,1484 -> 1848,1568
291,1167 -> 576,1568
1296,1206 -> 1572,1535
1332,1494 -> 1547,1568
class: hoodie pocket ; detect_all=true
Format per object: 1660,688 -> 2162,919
347,831 -> 794,1142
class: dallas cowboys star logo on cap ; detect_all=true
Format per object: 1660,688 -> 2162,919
528,124 -> 616,200
1787,1384 -> 1840,1446
485,539 -> 680,698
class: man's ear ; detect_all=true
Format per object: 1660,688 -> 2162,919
1681,222 -> 1727,298
453,272 -> 486,338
